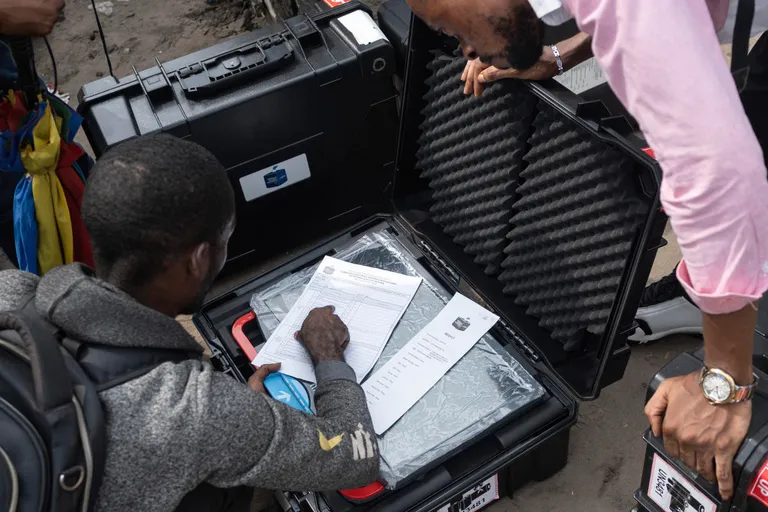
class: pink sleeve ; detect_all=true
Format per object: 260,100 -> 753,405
562,0 -> 768,314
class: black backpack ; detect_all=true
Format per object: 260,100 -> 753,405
0,294 -> 195,512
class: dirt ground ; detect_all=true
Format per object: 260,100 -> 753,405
32,2 -> 710,511
34,0 -> 290,110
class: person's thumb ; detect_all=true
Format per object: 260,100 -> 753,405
263,362 -> 282,373
478,67 -> 514,83
644,382 -> 670,438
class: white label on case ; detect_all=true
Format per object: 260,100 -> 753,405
338,10 -> 387,46
238,153 -> 311,202
436,474 -> 499,512
647,453 -> 716,512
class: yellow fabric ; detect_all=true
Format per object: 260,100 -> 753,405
20,101 -> 72,275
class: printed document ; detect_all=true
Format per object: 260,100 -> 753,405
253,256 -> 421,383
362,293 -> 499,434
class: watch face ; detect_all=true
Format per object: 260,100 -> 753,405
702,372 -> 732,403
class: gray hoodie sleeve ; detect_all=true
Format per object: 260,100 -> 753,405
196,360 -> 380,491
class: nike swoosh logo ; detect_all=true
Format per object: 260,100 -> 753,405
318,430 -> 344,451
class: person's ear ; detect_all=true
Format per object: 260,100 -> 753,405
188,242 -> 211,281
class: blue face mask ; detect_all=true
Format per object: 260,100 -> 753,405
527,0 -> 574,26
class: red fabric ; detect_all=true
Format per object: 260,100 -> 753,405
0,100 -> 10,131
0,95 -> 30,132
57,142 -> 94,268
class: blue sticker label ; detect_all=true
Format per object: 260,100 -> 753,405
239,154 -> 311,202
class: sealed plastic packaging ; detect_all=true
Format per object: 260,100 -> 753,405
250,227 -> 546,489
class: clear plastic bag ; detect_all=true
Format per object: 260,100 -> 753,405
250,227 -> 546,489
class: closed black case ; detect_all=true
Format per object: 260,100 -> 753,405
77,3 -> 400,266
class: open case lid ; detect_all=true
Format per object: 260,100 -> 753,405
390,15 -> 666,400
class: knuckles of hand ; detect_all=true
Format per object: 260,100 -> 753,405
645,372 -> 751,499
297,308 -> 349,362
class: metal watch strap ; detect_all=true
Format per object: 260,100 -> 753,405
550,45 -> 564,76
701,366 -> 759,403
732,376 -> 758,402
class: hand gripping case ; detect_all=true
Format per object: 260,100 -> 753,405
634,312 -> 768,512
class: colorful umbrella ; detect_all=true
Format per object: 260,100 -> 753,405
1,89 -> 94,275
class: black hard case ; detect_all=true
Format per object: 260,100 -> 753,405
634,320 -> 768,512
77,3 -> 400,266
80,2 -> 666,510
191,7 -> 666,512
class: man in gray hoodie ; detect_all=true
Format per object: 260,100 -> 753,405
0,134 -> 379,511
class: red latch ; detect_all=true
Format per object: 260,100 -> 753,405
748,455 -> 768,507
324,0 -> 351,7
340,481 -> 386,501
232,311 -> 258,362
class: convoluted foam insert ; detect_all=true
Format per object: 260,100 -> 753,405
417,54 -> 648,348
417,56 -> 537,275
500,102 -> 647,347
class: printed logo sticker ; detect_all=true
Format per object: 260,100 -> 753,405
647,453 -> 716,512
264,166 -> 287,188
239,153 -> 311,202
318,430 -> 344,451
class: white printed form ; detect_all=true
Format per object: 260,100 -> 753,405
253,257 -> 421,383
362,294 -> 499,435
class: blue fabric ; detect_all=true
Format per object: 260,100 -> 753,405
0,101 -> 42,173
0,42 -> 18,84
13,175 -> 37,274
0,125 -> 27,173
76,147 -> 94,179
72,161 -> 86,183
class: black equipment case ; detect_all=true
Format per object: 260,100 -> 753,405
377,0 -> 412,78
79,2 -> 666,510
633,313 -> 768,512
77,2 -> 400,266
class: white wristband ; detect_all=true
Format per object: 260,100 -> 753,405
550,45 -> 565,76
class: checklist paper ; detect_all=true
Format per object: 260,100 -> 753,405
362,293 -> 500,434
253,257 -> 422,383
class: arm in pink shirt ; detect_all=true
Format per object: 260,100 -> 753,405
563,0 -> 768,314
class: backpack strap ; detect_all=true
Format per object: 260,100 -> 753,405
61,337 -> 197,392
0,293 -> 73,411
13,292 -> 198,392
731,0 -> 755,91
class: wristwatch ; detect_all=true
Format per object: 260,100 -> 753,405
699,366 -> 759,404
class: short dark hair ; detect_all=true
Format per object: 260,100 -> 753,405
82,134 -> 235,285
488,4 -> 543,71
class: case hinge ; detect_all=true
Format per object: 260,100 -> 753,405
497,318 -> 541,363
417,240 -> 460,284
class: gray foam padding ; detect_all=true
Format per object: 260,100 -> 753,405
417,56 -> 537,275
417,54 -> 648,347
500,102 -> 647,346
